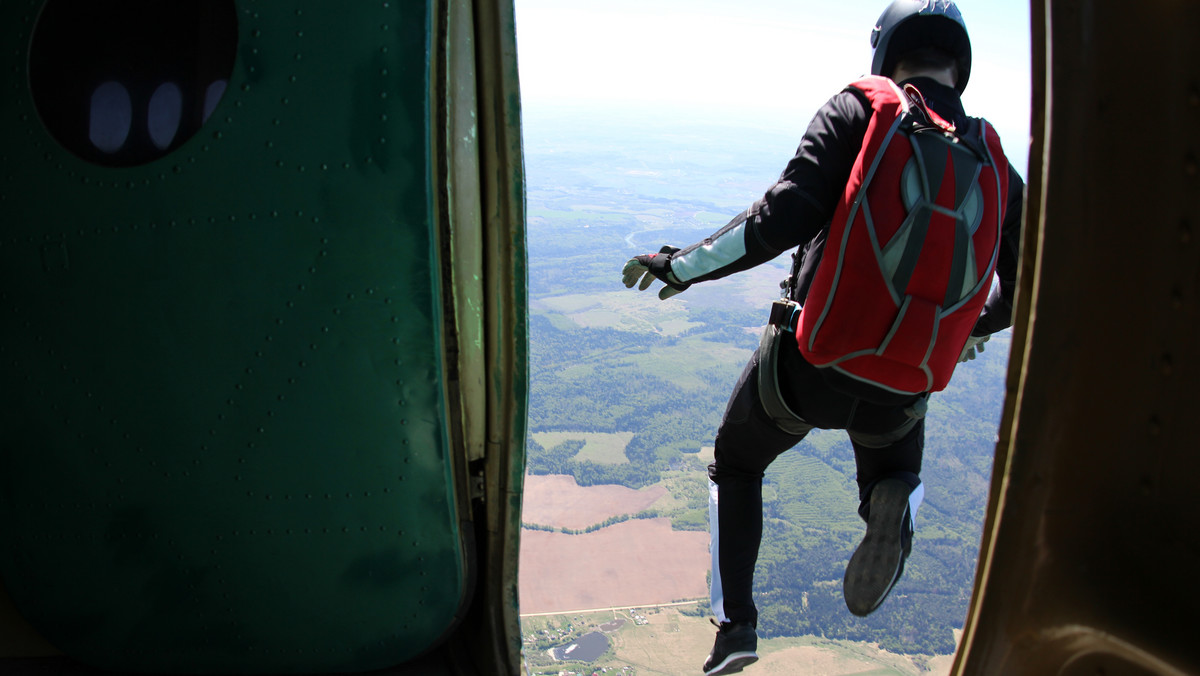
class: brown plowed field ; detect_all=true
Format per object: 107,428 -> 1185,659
519,474 -> 710,614
520,473 -> 668,530
518,517 -> 710,614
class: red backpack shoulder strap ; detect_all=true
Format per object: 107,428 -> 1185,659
848,76 -> 958,134
846,75 -> 905,108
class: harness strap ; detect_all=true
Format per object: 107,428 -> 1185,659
756,324 -> 814,437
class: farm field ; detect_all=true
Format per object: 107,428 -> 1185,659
518,517 -> 709,614
520,473 -> 667,530
531,431 -> 636,466
519,472 -> 710,614
522,606 -> 956,676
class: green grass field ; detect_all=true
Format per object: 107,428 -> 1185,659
532,431 -> 637,465
765,451 -> 861,534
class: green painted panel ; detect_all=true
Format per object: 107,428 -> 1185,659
0,1 -> 466,673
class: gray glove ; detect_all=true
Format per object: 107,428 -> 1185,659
621,245 -> 689,300
958,334 -> 990,362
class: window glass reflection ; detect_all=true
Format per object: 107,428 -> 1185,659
148,82 -> 183,150
88,81 -> 132,153
204,80 -> 228,123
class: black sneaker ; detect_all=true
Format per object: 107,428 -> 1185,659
843,478 -> 914,617
702,620 -> 758,675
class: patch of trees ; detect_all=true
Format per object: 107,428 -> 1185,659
522,510 -> 663,535
670,509 -> 707,532
751,518 -> 965,654
525,436 -> 667,489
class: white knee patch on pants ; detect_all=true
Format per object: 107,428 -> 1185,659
908,482 -> 925,530
708,478 -> 729,623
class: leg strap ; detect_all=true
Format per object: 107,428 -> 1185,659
756,324 -> 815,437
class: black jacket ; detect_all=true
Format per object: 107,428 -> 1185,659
666,76 -> 1025,337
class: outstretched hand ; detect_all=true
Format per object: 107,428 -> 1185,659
621,245 -> 689,300
958,334 -> 990,362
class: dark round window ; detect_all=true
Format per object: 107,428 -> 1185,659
29,1 -> 238,168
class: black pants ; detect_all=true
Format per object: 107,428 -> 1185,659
707,335 -> 924,626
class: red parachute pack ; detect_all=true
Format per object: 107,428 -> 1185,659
796,76 -> 1010,396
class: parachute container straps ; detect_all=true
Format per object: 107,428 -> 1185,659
944,148 -> 987,308
903,83 -> 955,133
889,131 -> 948,298
782,243 -> 804,301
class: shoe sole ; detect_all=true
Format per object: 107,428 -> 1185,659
844,478 -> 910,616
705,651 -> 759,676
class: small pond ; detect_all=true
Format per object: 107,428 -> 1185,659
550,631 -> 608,662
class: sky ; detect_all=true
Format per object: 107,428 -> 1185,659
513,0 -> 1032,173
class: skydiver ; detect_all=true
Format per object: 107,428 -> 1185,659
620,2 -> 1025,674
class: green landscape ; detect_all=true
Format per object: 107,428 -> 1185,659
519,105 -> 1012,665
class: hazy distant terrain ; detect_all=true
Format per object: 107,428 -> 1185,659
518,104 -> 1011,662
